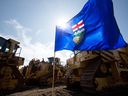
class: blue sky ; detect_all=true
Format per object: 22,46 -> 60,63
0,0 -> 128,66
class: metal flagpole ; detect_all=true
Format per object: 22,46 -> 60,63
73,51 -> 76,64
52,51 -> 56,96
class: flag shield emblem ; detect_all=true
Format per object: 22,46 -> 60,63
72,20 -> 85,44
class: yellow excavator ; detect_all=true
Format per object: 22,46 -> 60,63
66,46 -> 128,93
23,57 -> 65,86
0,37 -> 24,91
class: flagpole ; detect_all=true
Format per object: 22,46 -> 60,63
73,51 -> 76,64
52,48 -> 56,96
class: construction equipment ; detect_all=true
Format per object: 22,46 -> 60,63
0,37 -> 24,91
66,47 -> 128,93
24,57 -> 65,86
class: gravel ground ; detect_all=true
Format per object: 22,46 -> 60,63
7,86 -> 91,96
8,86 -> 71,96
5,85 -> 128,96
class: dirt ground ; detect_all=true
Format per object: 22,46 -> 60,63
4,85 -> 128,96
7,86 -> 90,96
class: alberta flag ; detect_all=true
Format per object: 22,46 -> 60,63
55,0 -> 127,51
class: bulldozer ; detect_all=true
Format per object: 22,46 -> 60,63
0,37 -> 24,91
66,46 -> 128,93
23,57 -> 65,86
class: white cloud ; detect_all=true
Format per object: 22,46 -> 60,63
56,50 -> 73,65
5,19 -> 32,46
36,30 -> 42,36
2,19 -> 73,66
21,42 -> 54,66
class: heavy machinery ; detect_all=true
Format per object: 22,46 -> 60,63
0,37 -> 24,91
23,57 -> 65,86
66,46 -> 128,93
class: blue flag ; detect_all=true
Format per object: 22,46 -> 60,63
55,0 -> 127,51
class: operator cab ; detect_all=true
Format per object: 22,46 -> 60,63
0,37 -> 21,56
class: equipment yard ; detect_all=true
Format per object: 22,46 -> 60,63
0,0 -> 128,96
0,36 -> 128,96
